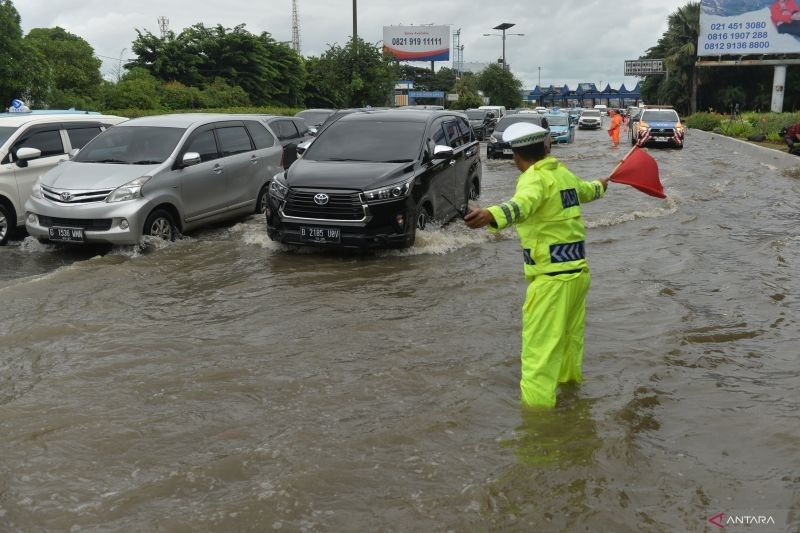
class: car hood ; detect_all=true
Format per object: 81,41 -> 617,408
41,161 -> 162,190
285,159 -> 415,190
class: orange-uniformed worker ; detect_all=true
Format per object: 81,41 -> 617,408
464,122 -> 609,408
608,108 -> 622,147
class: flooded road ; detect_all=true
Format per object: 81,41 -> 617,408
1,128 -> 799,532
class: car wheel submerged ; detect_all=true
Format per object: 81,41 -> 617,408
416,204 -> 431,230
143,209 -> 176,241
0,203 -> 11,246
255,184 -> 269,214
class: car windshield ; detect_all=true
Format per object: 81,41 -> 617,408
643,110 -> 680,122
466,111 -> 487,120
303,120 -> 425,163
74,126 -> 185,164
582,110 -> 601,117
0,126 -> 16,146
546,115 -> 568,126
495,116 -> 542,131
297,110 -> 332,126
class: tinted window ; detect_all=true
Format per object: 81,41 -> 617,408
216,126 -> 252,156
245,121 -> 275,149
495,116 -> 543,131
0,126 -> 16,146
304,120 -> 426,163
67,126 -> 102,150
274,120 -> 299,140
293,119 -> 309,136
443,120 -> 462,148
185,130 -> 219,162
14,129 -> 64,158
431,121 -> 447,146
457,118 -> 472,143
74,126 -> 184,164
643,110 -> 680,122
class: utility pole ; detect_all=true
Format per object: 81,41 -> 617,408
538,66 -> 541,87
483,23 -> 523,71
352,0 -> 357,44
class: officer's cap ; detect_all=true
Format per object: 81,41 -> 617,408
502,122 -> 548,147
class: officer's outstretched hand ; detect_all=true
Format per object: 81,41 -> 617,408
464,206 -> 495,229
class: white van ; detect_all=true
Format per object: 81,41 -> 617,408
593,104 -> 608,115
479,105 -> 506,119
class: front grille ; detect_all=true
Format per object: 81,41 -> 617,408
282,189 -> 365,221
649,128 -> 675,136
41,185 -> 114,204
38,216 -> 112,231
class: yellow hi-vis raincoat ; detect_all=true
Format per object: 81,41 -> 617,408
486,155 -> 605,407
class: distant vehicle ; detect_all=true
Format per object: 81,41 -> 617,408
464,108 -> 497,140
0,112 -> 127,245
578,109 -> 602,130
399,105 -> 444,110
630,106 -> 684,149
544,113 -> 575,144
266,109 -> 481,249
260,116 -> 313,168
593,104 -> 608,115
534,106 -> 548,114
487,114 -> 551,159
479,105 -> 506,119
25,114 -> 283,245
294,108 -> 335,136
626,106 -> 641,121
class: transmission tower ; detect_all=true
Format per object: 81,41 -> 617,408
291,0 -> 301,54
452,29 -> 464,76
158,16 -> 169,39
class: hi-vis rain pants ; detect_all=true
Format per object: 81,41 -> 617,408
520,269 -> 591,408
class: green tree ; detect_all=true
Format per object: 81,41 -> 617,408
200,78 -> 251,107
478,64 -> 522,108
452,73 -> 483,108
24,27 -> 103,109
160,81 -> 203,110
107,68 -> 162,109
0,0 -> 50,107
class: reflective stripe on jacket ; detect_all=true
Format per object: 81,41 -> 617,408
486,156 -> 604,278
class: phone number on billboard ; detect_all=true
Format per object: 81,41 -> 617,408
390,37 -> 444,46
703,20 -> 770,50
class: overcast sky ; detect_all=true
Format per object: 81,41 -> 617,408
17,0 -> 690,91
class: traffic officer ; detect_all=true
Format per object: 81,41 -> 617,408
464,122 -> 608,408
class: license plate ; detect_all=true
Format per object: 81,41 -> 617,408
48,226 -> 85,242
503,149 -> 513,155
655,137 -> 669,142
300,226 -> 341,243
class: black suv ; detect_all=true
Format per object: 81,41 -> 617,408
487,114 -> 550,159
464,109 -> 497,140
266,110 -> 482,249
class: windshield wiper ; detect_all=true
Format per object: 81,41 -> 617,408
325,157 -> 371,162
131,160 -> 162,165
81,158 -> 128,164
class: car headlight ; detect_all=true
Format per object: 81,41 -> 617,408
269,177 -> 288,199
489,136 -> 498,144
105,176 -> 151,203
362,176 -> 414,204
30,176 -> 43,199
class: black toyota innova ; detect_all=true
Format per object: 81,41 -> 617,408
266,109 -> 482,249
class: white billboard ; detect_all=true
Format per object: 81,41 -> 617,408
699,0 -> 800,56
383,25 -> 450,62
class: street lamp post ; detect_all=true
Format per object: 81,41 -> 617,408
483,23 -> 523,71
538,66 -> 541,88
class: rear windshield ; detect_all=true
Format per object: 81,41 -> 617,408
296,110 -> 333,126
643,110 -> 680,122
546,115 -> 568,126
466,111 -> 487,119
0,126 -> 16,146
304,120 -> 425,163
495,116 -> 542,131
74,126 -> 185,164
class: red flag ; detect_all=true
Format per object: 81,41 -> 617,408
608,146 -> 666,199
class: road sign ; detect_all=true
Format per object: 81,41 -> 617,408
624,59 -> 665,76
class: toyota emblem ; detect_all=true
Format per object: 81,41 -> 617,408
60,192 -> 73,202
313,193 -> 329,206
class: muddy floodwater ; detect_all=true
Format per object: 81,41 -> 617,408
1,128 -> 799,532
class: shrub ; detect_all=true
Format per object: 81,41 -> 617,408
717,119 -> 755,138
161,81 -> 203,110
685,112 -> 723,131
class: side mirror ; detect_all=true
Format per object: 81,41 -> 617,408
296,139 -> 313,157
433,145 -> 454,160
308,127 -> 318,137
181,152 -> 202,167
16,147 -> 42,161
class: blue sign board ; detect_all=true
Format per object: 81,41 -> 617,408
408,91 -> 445,99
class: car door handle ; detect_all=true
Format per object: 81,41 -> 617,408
213,165 -> 223,174
250,155 -> 259,164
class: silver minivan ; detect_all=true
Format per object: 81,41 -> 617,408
25,114 -> 283,245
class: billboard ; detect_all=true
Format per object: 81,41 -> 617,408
699,0 -> 800,56
624,59 -> 665,76
383,25 -> 450,62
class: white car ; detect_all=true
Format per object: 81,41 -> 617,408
593,104 -> 608,116
0,111 -> 127,244
578,109 -> 603,130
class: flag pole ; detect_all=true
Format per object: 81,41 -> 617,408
608,145 -> 638,179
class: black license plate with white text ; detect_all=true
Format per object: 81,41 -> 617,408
48,226 -> 85,242
300,226 -> 341,243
